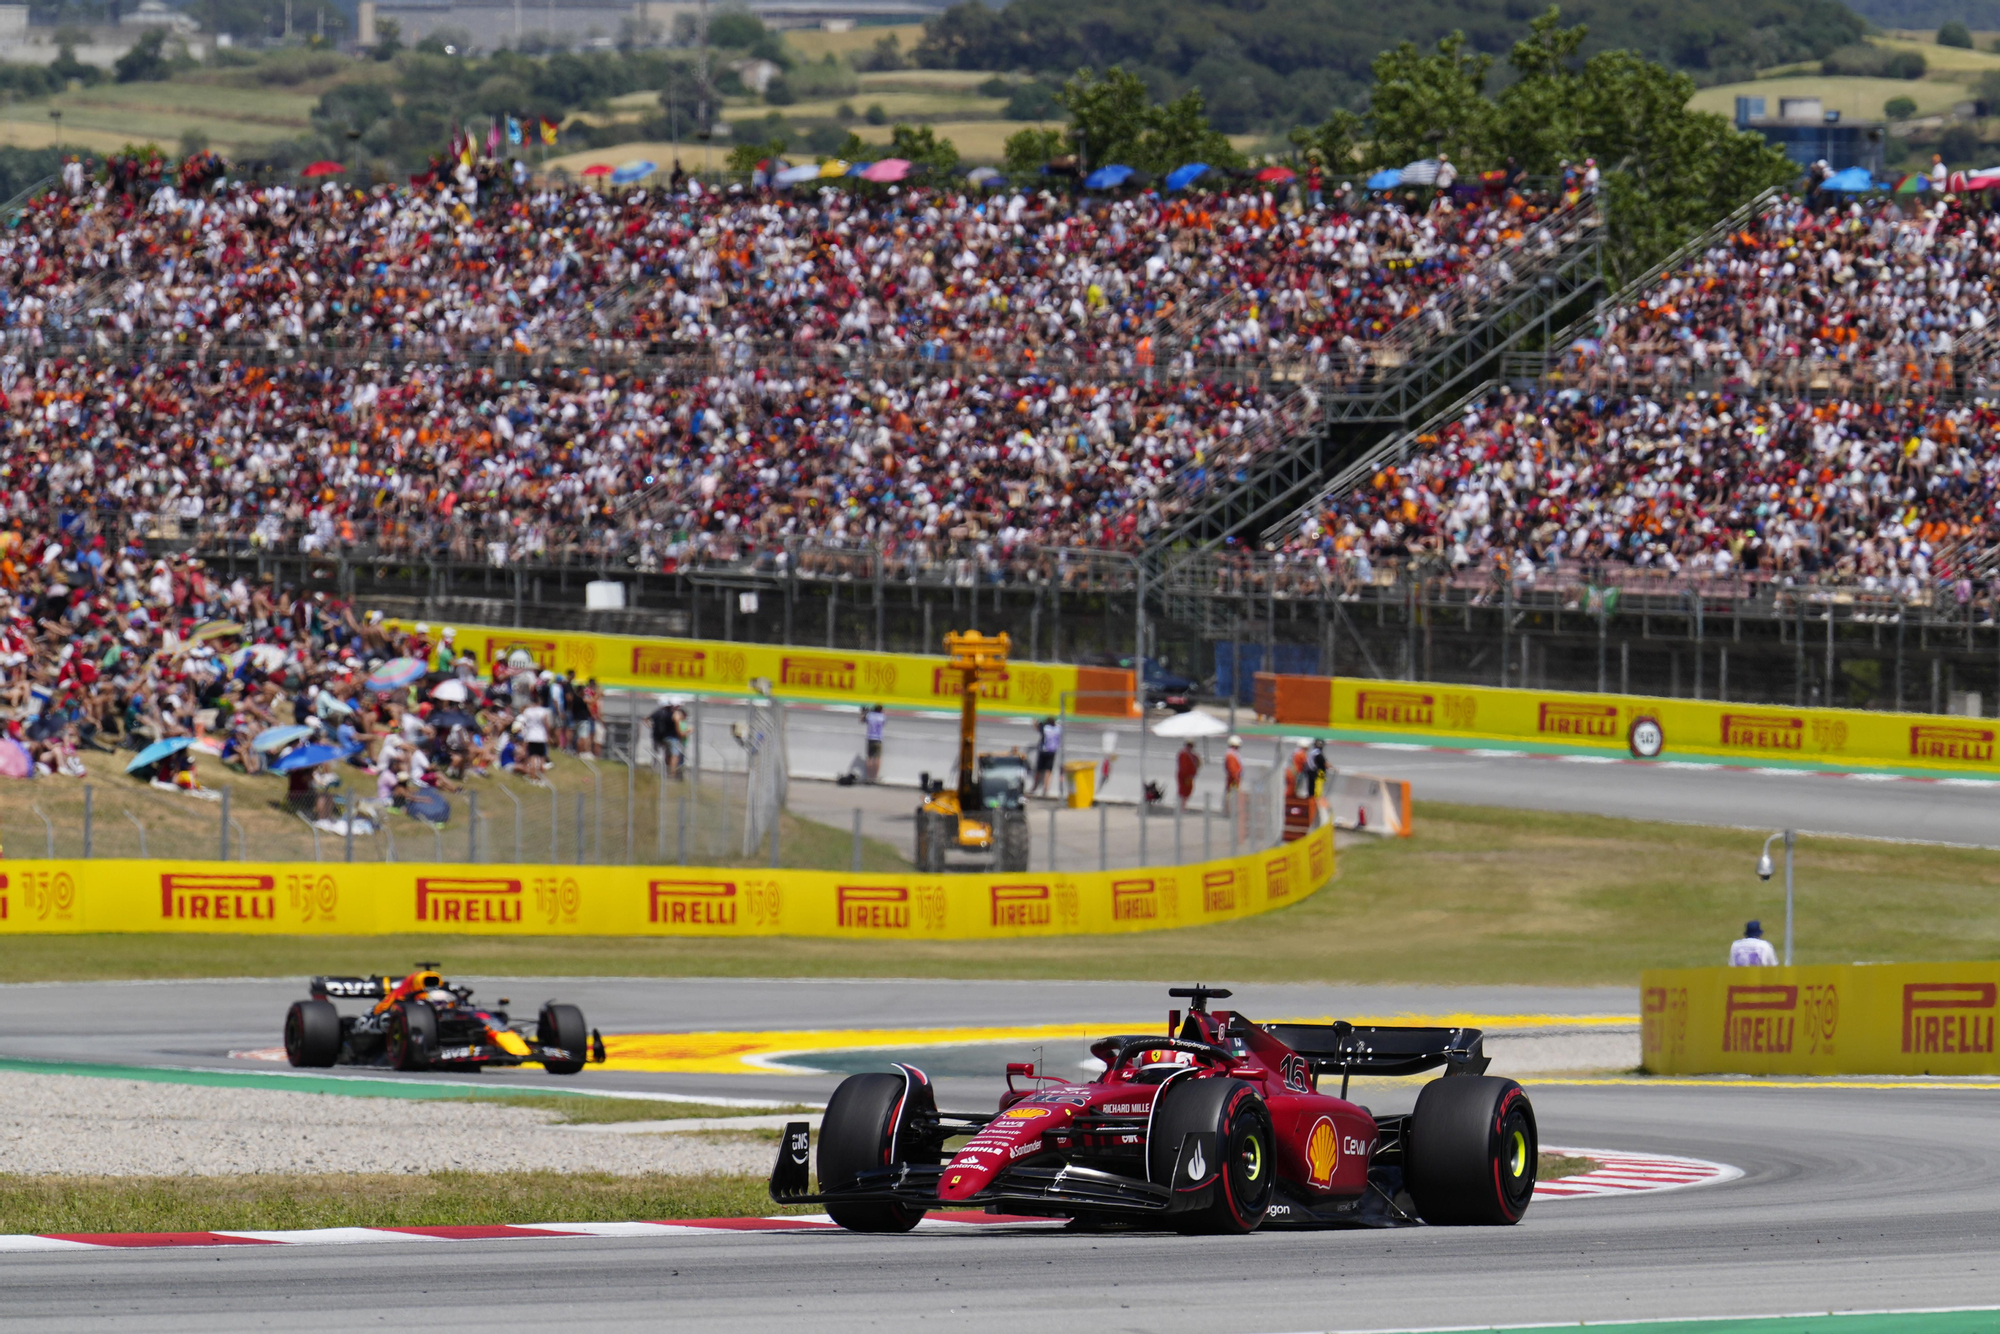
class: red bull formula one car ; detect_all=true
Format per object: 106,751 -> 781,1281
771,985 -> 1534,1233
282,964 -> 605,1074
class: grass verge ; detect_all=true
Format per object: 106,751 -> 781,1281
7,799 -> 2000,985
0,1171 -> 810,1234
1539,1153 -> 1602,1180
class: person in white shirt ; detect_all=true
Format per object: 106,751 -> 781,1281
1728,920 -> 1779,967
516,703 -> 553,780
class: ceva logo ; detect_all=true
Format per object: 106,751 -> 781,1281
161,873 -> 275,921
648,880 -> 736,926
415,878 -> 523,924
1902,982 -> 1997,1055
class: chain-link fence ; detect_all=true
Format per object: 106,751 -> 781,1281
3,693 -> 1308,872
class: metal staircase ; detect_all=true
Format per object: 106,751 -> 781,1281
1142,199 -> 1608,562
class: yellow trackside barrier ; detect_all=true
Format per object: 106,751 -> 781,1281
1267,677 -> 2000,776
385,621 -> 1137,719
0,824 -> 1331,940
1641,963 -> 2000,1076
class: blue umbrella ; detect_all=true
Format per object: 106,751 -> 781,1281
270,744 -> 340,774
126,736 -> 192,774
1823,166 -> 1877,192
365,657 -> 426,693
1366,168 -> 1403,189
1165,163 -> 1210,191
610,160 -> 657,185
252,723 -> 313,753
1084,164 -> 1134,190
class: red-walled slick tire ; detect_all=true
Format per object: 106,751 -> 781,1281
1406,1075 -> 1537,1225
818,1073 -> 926,1233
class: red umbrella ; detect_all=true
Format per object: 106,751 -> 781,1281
301,160 -> 345,178
1255,165 -> 1297,183
581,164 -> 613,177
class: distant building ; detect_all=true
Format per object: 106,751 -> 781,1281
1735,96 -> 1886,176
121,0 -> 200,31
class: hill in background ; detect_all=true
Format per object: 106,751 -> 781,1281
1844,0 -> 2000,28
917,0 -> 1868,132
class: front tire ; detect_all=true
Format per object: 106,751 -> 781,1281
386,1000 -> 437,1072
818,1072 -> 929,1233
1406,1075 -> 1537,1225
1147,1077 -> 1273,1234
284,999 -> 341,1068
538,1002 -> 588,1075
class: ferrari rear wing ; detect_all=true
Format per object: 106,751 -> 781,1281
1261,1023 -> 1491,1078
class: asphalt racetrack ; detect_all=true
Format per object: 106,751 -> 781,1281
6,743 -> 1998,1331
4,978 -> 1999,1332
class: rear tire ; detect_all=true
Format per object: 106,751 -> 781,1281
818,1072 -> 928,1233
386,1000 -> 437,1072
996,809 -> 1029,873
538,1002 -> 588,1075
1406,1075 -> 1537,1225
1146,1077 -> 1273,1235
284,999 -> 341,1068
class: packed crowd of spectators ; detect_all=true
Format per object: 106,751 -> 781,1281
1,168 -> 1570,382
0,533 -> 614,821
0,167 -> 1583,564
1277,195 -> 2000,593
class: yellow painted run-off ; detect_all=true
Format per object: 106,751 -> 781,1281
604,1011 -> 1638,1075
0,825 -> 1333,940
1643,962 -> 2000,1076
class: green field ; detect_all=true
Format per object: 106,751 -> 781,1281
7,800 -> 1999,985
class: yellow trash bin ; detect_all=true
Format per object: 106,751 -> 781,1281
1063,760 -> 1096,808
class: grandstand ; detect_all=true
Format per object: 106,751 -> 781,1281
10,163 -> 2000,721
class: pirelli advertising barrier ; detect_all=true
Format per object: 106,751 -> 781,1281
0,825 -> 1331,940
1281,677 -> 2000,776
387,620 -> 1136,718
1641,963 -> 2000,1076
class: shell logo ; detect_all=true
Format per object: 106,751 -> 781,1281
1003,1107 -> 1052,1121
1305,1116 -> 1340,1189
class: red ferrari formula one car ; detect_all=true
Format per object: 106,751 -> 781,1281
771,985 -> 1535,1233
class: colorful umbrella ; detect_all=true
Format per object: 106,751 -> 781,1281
1822,166 -> 1877,192
270,744 -> 341,774
1366,168 -> 1403,189
611,160 -> 657,185
365,657 -> 426,693
1083,164 -> 1134,189
1254,165 -> 1296,183
965,165 -> 1002,184
0,738 -> 29,778
818,159 -> 851,178
302,161 -> 345,178
191,620 -> 245,642
252,723 -> 313,753
1894,172 -> 1931,195
1399,159 -> 1441,185
858,158 -> 912,183
1164,163 -> 1211,191
430,678 -> 469,703
773,162 -> 823,186
580,164 -> 613,177
126,736 -> 192,774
